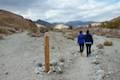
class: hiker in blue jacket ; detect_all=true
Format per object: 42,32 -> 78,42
84,30 -> 93,57
77,31 -> 85,56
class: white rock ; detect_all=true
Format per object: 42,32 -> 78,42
59,62 -> 64,71
35,66 -> 43,74
55,65 -> 63,74
96,44 -> 104,49
35,63 -> 44,74
92,60 -> 100,65
96,70 -> 105,80
47,66 -> 54,74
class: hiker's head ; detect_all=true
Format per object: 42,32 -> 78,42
79,31 -> 83,34
86,30 -> 89,34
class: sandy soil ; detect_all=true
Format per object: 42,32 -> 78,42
0,31 -> 120,80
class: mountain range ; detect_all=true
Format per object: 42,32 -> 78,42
35,20 -> 94,27
65,20 -> 94,27
35,19 -> 52,27
0,9 -> 120,35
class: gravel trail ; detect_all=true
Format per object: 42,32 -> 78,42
0,31 -> 120,80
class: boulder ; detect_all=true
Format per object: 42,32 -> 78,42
92,60 -> 100,65
51,61 -> 57,66
96,44 -> 104,49
59,57 -> 65,62
50,61 -> 64,74
36,63 -> 42,67
55,64 -> 63,74
104,40 -> 113,46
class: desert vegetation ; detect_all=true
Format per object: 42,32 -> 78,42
100,17 -> 120,29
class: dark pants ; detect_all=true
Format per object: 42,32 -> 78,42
86,44 -> 92,57
79,44 -> 84,53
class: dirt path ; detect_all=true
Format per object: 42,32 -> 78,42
0,31 -> 119,80
47,32 -> 95,80
0,32 -> 44,80
63,56 -> 94,80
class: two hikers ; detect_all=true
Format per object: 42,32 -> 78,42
77,30 -> 93,57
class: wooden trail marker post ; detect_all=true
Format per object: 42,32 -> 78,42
44,33 -> 50,73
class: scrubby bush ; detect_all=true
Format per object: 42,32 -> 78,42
39,27 -> 48,33
64,32 -> 77,40
0,28 -> 8,34
101,18 -> 120,29
0,35 -> 4,39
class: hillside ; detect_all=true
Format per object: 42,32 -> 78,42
0,10 -> 37,34
101,16 -> 120,29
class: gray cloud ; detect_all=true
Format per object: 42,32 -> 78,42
0,0 -> 120,22
0,0 -> 46,11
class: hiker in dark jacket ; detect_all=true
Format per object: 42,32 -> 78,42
84,30 -> 93,57
77,31 -> 85,56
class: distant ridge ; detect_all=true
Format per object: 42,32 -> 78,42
35,19 -> 52,27
65,20 -> 94,27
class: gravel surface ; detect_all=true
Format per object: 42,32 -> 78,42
0,31 -> 120,80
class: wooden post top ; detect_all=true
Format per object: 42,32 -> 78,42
44,32 -> 49,37
44,32 -> 50,73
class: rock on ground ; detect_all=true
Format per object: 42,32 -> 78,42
0,31 -> 120,80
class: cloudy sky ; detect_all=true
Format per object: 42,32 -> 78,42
0,0 -> 120,22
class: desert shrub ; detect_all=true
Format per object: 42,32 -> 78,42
101,20 -> 120,29
39,27 -> 48,33
65,35 -> 75,40
64,32 -> 77,40
0,28 -> 8,34
0,35 -> 4,39
27,32 -> 41,37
